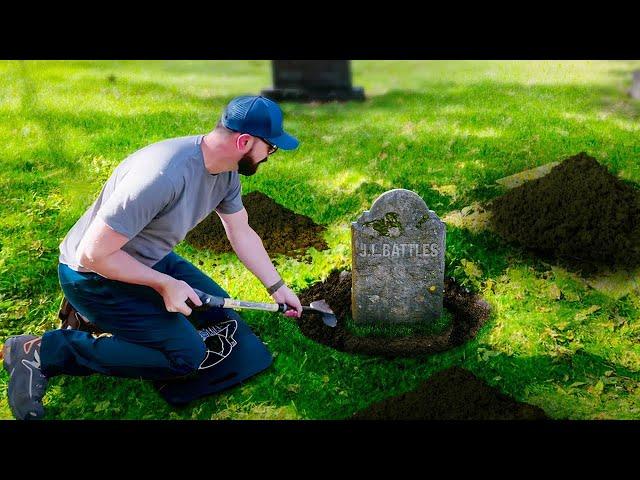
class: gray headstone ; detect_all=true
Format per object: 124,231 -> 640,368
631,71 -> 640,100
351,189 -> 446,324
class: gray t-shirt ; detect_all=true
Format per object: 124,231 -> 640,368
59,134 -> 244,272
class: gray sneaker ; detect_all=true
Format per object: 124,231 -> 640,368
2,335 -> 49,420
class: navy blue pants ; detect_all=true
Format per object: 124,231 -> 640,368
40,252 -> 230,381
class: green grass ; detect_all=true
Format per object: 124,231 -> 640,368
343,305 -> 454,338
2,60 -> 640,419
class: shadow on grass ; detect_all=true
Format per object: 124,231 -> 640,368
468,347 -> 640,418
4,67 -> 640,331
4,63 -> 640,419
39,334 -> 640,420
11,67 -> 640,193
14,79 -> 640,197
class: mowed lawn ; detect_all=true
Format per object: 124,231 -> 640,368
1,60 -> 640,420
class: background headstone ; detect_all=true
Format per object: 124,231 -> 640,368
261,60 -> 365,102
631,70 -> 640,100
351,189 -> 446,324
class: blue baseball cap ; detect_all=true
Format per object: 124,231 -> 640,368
221,95 -> 299,150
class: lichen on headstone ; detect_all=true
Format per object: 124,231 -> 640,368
363,212 -> 404,237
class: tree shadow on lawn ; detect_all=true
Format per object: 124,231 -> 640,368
36,69 -> 638,142
12,77 -> 640,202
467,347 -> 640,419
258,82 -> 639,211
6,76 -> 639,308
6,68 -> 639,418
15,61 -> 70,166
39,331 -> 640,420
14,60 -> 269,108
10,74 -> 633,256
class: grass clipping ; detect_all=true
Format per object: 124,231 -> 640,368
489,152 -> 640,276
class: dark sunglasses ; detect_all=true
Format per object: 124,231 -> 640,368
257,137 -> 278,155
224,125 -> 279,155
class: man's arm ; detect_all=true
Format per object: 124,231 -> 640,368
217,208 -> 303,317
77,217 -> 169,290
76,217 -> 201,315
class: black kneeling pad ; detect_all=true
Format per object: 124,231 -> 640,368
154,309 -> 273,406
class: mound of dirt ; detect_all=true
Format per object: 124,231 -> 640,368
295,270 -> 491,358
185,191 -> 329,258
489,152 -> 640,275
351,366 -> 549,420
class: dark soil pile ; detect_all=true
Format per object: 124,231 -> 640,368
489,152 -> 640,276
295,270 -> 491,358
351,367 -> 549,420
185,191 -> 329,258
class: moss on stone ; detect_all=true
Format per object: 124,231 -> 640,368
364,212 -> 404,237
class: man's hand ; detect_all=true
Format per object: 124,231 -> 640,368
158,277 -> 202,316
271,284 -> 303,318
218,211 -> 303,318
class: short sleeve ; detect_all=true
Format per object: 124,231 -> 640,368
215,174 -> 244,215
96,173 -> 175,240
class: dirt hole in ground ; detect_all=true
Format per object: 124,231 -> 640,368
351,366 -> 549,420
489,152 -> 640,276
296,270 -> 491,358
186,191 -> 329,259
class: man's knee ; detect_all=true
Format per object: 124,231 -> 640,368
166,335 -> 207,376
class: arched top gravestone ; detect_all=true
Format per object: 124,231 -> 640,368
351,189 -> 446,324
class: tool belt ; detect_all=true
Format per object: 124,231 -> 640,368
58,297 -> 107,336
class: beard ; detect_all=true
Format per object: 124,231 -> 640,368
238,154 -> 268,176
